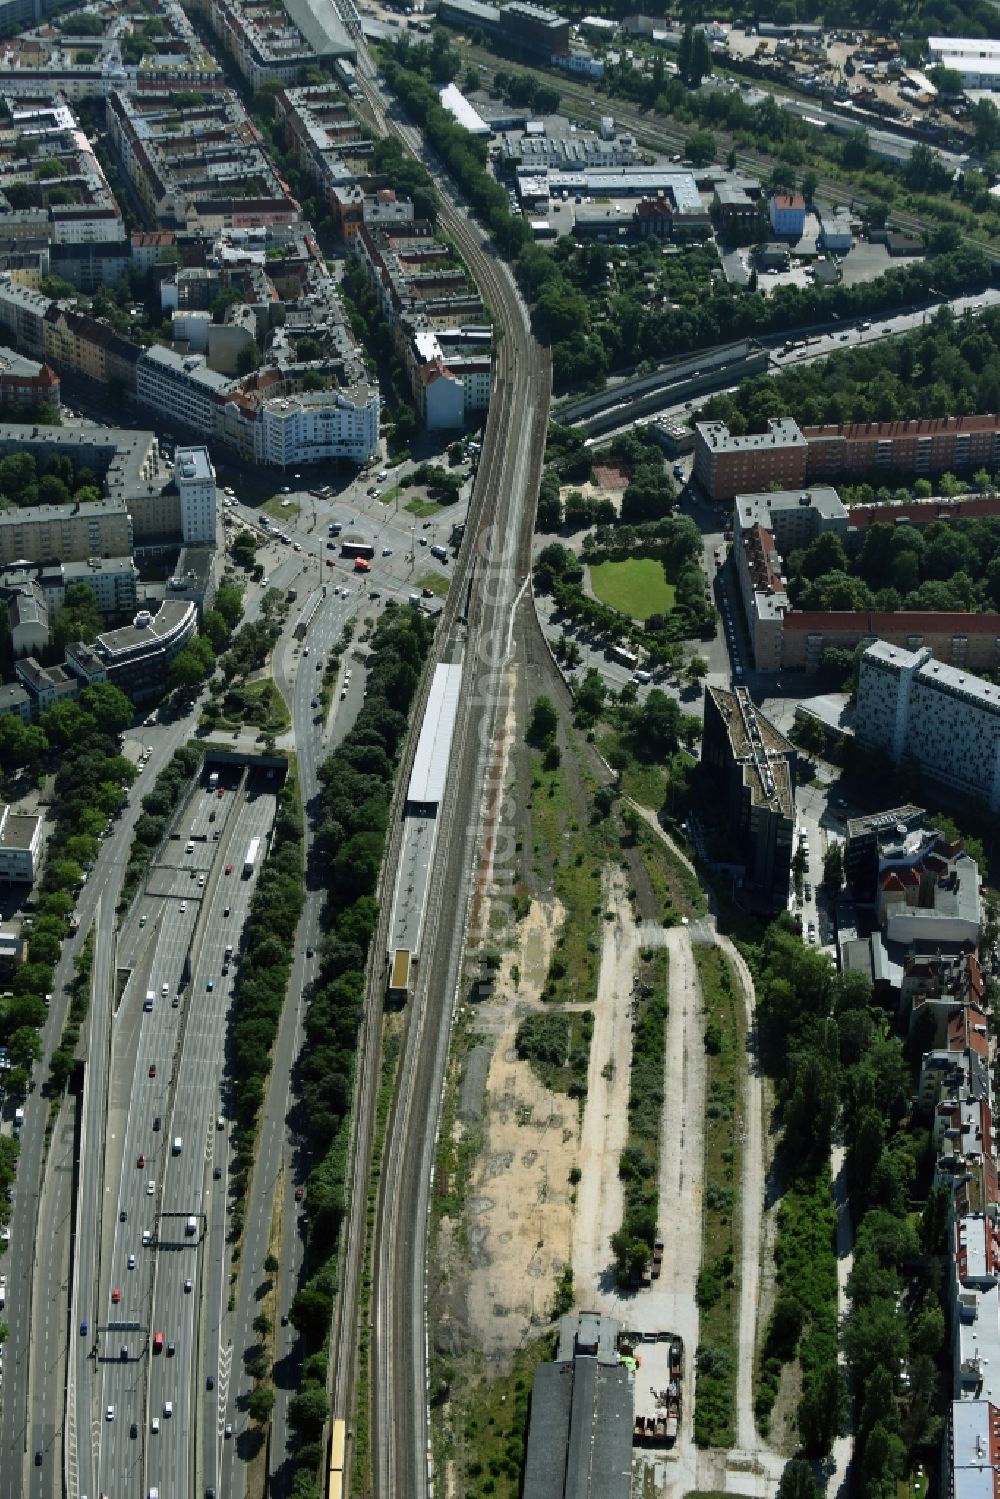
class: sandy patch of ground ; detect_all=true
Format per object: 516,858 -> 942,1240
464,1013 -> 580,1359
498,894 -> 565,1000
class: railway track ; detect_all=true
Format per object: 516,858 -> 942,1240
327,52 -> 551,1499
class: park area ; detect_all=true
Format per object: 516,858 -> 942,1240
589,558 -> 676,621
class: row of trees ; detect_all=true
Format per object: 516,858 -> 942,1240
120,744 -> 203,906
783,513 -> 1000,617
704,304 -> 1000,435
284,604 -> 435,1490
0,449 -> 102,512
1,683 -> 137,1106
751,917 -> 948,1482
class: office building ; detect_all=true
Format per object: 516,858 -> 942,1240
701,685 -> 796,910
857,642 -> 1000,810
256,386 -> 380,465
928,36 -> 1000,90
66,600 -> 197,700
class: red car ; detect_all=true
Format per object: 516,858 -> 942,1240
216,787 -> 224,798
325,559 -> 334,567
294,1186 -> 304,1202
148,1064 -> 156,1078
111,1287 -> 121,1305
225,863 -> 233,875
137,1154 -> 145,1168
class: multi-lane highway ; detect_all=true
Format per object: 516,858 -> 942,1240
67,760 -> 275,1499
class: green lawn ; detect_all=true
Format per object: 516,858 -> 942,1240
588,558 -> 675,621
404,496 -> 443,518
418,572 -> 450,596
262,495 -> 301,521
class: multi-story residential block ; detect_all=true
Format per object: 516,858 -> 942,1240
353,223 -> 491,430
136,346 -> 234,435
0,574 -> 48,656
768,191 -> 806,237
701,685 -> 796,911
0,803 -> 42,884
201,0 -> 354,89
175,447 -> 217,544
43,304 -> 140,392
105,89 -> 301,232
0,683 -> 32,722
732,486 -> 848,670
695,418 -> 808,501
0,350 -> 60,412
694,415 -> 1000,500
857,641 -> 1000,810
16,657 -> 84,712
0,500 -> 132,567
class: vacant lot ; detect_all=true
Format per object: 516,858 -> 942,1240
589,558 -> 675,621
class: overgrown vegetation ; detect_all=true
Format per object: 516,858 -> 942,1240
515,1009 -> 593,1097
431,1336 -> 552,1499
611,949 -> 668,1285
693,947 -> 742,1448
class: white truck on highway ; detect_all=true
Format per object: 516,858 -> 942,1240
243,836 -> 260,878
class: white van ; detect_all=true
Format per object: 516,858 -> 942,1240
185,1214 -> 197,1235
172,1137 -> 182,1155
144,991 -> 155,1012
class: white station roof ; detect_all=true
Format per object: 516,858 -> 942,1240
408,661 -> 463,805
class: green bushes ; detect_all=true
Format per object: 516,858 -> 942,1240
228,771 -> 304,1179
611,960 -> 668,1285
514,1010 -> 592,1097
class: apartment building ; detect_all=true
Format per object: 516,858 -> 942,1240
105,89 -> 300,232
0,350 -> 60,413
175,446 -> 217,544
0,803 -> 42,884
0,575 -> 48,657
694,414 -> 1000,500
136,346 -> 233,436
732,486 -> 848,669
202,0 -> 354,89
701,685 -> 796,911
499,1 -> 570,58
353,224 -> 491,429
857,641 -> 1000,810
0,500 -> 132,567
694,418 -> 808,501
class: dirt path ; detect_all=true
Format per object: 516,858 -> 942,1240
572,871 -> 654,1301
654,927 -> 708,1451
716,932 -> 767,1460
827,1142 -> 855,1499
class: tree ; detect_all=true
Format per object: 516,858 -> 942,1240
684,130 -> 716,167
252,1311 -> 271,1337
264,1252 -> 280,1274
823,842 -> 843,892
777,1460 -> 821,1499
236,340 -> 263,376
526,695 -> 558,749
288,1383 -> 329,1438
797,1361 -> 847,1455
248,1382 -> 275,1424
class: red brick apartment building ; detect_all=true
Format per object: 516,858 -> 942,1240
695,415 -> 1000,501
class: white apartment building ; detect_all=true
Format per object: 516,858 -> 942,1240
256,386 -> 380,467
136,346 -> 232,437
175,447 -> 217,544
0,803 -> 42,883
856,642 -> 1000,810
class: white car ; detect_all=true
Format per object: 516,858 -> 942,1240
128,1254 -> 136,1269
164,1401 -> 173,1418
151,1418 -> 160,1434
146,1180 -> 155,1196
377,469 -> 388,481
106,1405 -> 115,1422
184,1278 -> 192,1293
